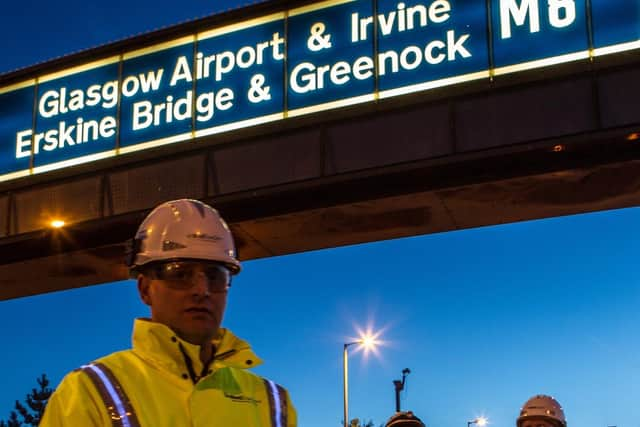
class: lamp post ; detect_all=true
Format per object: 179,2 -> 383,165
343,341 -> 359,427
343,334 -> 379,427
468,417 -> 488,427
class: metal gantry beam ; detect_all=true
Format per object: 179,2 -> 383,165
1,52 -> 640,300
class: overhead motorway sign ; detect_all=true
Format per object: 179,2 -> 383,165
1,0 -> 639,184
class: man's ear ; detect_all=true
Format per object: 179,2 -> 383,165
137,274 -> 152,306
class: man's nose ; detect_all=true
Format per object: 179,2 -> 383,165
190,272 -> 210,295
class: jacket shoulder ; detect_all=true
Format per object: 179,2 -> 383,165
40,364 -> 112,426
92,348 -> 138,367
231,368 -> 291,396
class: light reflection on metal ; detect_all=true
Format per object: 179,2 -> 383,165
31,150 -> 117,175
0,79 -> 36,94
194,113 -> 284,138
123,36 -> 195,61
39,56 -> 121,84
117,133 -> 192,155
493,51 -> 590,76
287,94 -> 375,118
198,12 -> 285,40
289,0 -> 356,17
378,70 -> 490,100
0,169 -> 31,182
593,40 -> 640,57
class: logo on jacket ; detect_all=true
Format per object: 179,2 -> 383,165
224,393 -> 261,405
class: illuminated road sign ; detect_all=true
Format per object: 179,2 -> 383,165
1,0 -> 638,183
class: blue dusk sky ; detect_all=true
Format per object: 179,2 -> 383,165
1,2 -> 639,427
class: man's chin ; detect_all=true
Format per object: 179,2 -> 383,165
177,324 -> 218,345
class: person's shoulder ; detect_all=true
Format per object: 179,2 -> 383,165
52,361 -> 104,394
93,348 -> 135,363
52,350 -> 136,396
90,348 -> 141,371
234,369 -> 291,392
57,349 -> 136,381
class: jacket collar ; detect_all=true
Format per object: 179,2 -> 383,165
131,318 -> 263,378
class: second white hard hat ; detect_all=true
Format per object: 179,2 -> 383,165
517,395 -> 566,427
385,411 -> 426,427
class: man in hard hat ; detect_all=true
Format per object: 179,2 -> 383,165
517,395 -> 566,427
385,411 -> 426,427
41,199 -> 297,427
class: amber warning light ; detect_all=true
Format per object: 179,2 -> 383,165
50,220 -> 65,229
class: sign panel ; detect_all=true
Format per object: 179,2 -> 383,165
288,1 -> 375,112
491,0 -> 589,72
592,0 -> 640,54
377,0 -> 489,95
1,0 -> 639,183
195,18 -> 286,132
120,42 -> 194,150
32,62 -> 120,170
0,83 -> 33,179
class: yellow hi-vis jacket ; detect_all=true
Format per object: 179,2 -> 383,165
40,319 -> 297,427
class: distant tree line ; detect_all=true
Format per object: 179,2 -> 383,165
0,374 -> 52,427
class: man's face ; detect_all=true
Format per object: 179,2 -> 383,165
137,261 -> 231,345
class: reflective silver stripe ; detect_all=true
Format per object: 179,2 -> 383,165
264,379 -> 288,427
80,363 -> 141,427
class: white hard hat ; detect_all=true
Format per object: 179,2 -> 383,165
126,199 -> 240,274
517,395 -> 566,427
385,411 -> 426,427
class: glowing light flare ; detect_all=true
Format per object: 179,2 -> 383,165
476,417 -> 488,426
626,133 -> 639,141
359,332 -> 381,350
348,324 -> 386,361
50,220 -> 66,229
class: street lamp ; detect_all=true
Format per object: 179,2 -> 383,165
468,417 -> 488,427
343,334 -> 379,427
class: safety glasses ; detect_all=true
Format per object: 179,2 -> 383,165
145,261 -> 231,292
